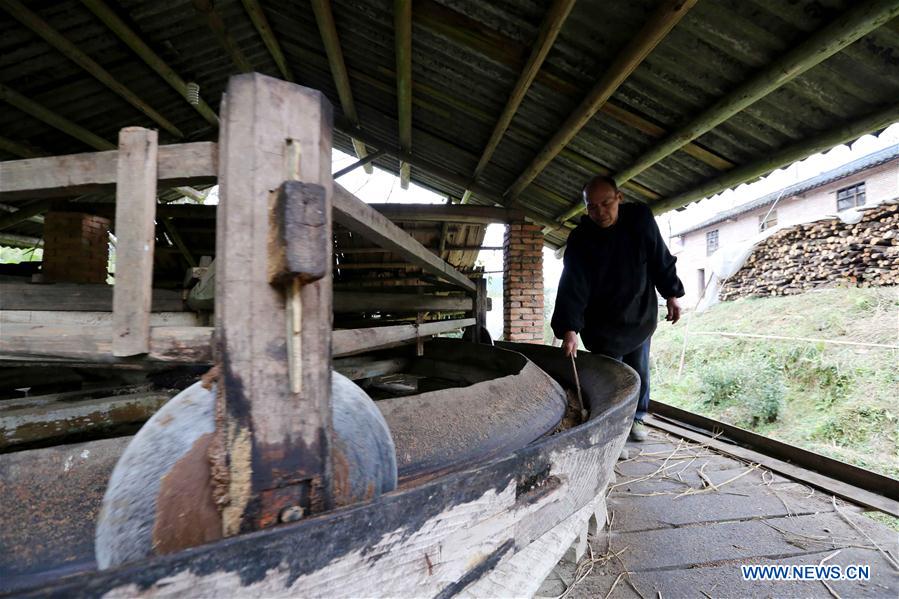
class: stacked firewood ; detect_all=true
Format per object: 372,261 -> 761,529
720,201 -> 899,300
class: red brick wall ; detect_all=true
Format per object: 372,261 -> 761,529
42,212 -> 110,284
503,222 -> 544,343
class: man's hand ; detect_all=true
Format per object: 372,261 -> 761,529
666,297 -> 681,324
562,331 -> 579,357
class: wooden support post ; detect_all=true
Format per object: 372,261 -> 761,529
214,74 -> 333,534
394,0 -> 412,189
474,277 -> 488,343
112,127 -> 158,357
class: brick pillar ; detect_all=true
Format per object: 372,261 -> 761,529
41,212 -> 110,283
503,221 -> 544,343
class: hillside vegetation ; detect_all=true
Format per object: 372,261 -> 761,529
651,286 -> 898,478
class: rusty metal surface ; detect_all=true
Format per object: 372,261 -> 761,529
0,436 -> 130,594
379,339 -> 567,482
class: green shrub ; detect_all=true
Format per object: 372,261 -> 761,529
699,355 -> 785,426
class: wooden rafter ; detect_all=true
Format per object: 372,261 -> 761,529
466,0 -> 576,192
554,0 -> 899,226
0,136 -> 42,159
191,0 -> 254,74
81,0 -> 219,127
311,0 -> 373,173
333,149 -> 386,179
240,0 -> 294,81
0,0 -> 183,138
504,0 -> 697,202
394,0 -> 413,189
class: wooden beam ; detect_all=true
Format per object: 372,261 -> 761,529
607,0 -> 899,212
332,318 -> 475,356
0,83 -> 115,151
80,0 -> 220,127
333,185 -> 476,291
311,0 -> 373,173
333,356 -> 410,380
334,292 -> 474,313
112,127 -> 158,357
0,282 -> 185,312
0,199 -> 53,231
240,0 -> 294,81
0,0 -> 183,138
215,73 -> 333,530
161,217 -> 197,268
504,0 -> 697,202
0,135 -> 42,158
336,245 -> 503,254
651,102 -> 899,215
394,0 -> 412,188
0,142 -> 217,198
0,232 -> 41,248
191,0 -> 254,73
367,203 -> 525,224
333,148 -> 385,179
469,0 -> 575,185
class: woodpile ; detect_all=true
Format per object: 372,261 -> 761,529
721,201 -> 899,300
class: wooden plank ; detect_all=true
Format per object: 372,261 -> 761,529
333,185 -> 476,291
367,203 -> 525,224
334,291 -> 473,313
311,0 -> 372,173
0,233 -> 41,248
644,416 -> 899,518
81,0 -> 220,126
0,0 -> 182,138
0,142 -> 216,197
614,0 -> 899,193
214,73 -> 333,532
112,127 -> 159,357
394,0 -> 412,188
240,0 -> 293,81
333,356 -> 410,380
0,283 -> 185,312
0,324 -> 213,363
1,310 -> 198,326
332,318 -> 475,356
504,0 -> 697,202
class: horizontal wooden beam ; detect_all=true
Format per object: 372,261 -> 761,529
0,142 -> 217,199
333,185 -> 476,291
1,310 -> 198,326
0,283 -> 185,312
0,0 -> 183,138
368,203 -> 525,224
334,292 -> 475,313
505,0 -> 697,202
332,318 -> 475,356
336,244 -> 503,254
0,199 -> 53,230
651,102 -> 899,214
0,232 -> 41,248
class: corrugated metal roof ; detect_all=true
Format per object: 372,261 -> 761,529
674,143 -> 899,236
2,0 -> 899,250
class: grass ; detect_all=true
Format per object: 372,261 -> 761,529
651,286 -> 899,479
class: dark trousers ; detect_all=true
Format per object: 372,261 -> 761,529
609,339 -> 650,422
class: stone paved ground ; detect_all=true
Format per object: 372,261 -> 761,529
537,429 -> 899,598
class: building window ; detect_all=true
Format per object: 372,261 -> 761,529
706,230 -> 719,255
697,268 -> 706,294
759,210 -> 778,232
836,182 -> 865,211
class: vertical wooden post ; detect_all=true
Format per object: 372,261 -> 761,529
112,127 -> 158,356
474,277 -> 488,343
214,73 -> 334,535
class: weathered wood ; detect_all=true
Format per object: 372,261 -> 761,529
0,142 -> 217,198
311,0 -> 372,173
0,232 -> 41,248
469,0 -> 575,184
367,203 -> 525,224
0,199 -> 52,230
215,74 -> 333,532
607,0 -> 899,214
334,291 -> 474,313
474,278 -> 488,341
0,389 -> 173,450
505,0 -> 697,202
333,186 -> 476,291
81,0 -> 220,126
0,0 -> 182,137
161,218 -> 197,268
394,0 -> 412,188
1,310 -> 198,327
0,135 -> 42,158
112,128 -> 159,357
332,318 -> 475,356
333,148 -> 385,178
0,324 -> 213,363
0,283 -> 185,312
333,356 -> 410,380
240,0 -> 294,81
191,0 -> 254,73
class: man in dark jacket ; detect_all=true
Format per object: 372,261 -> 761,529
551,175 -> 684,441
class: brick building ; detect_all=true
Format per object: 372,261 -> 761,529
670,145 -> 899,306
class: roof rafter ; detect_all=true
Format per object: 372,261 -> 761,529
462,0 -> 576,202
81,0 -> 220,128
192,0 -> 254,74
311,0 -> 373,174
240,0 -> 294,81
395,0 -> 413,189
555,0 -> 899,225
0,0 -> 183,139
504,0 -> 698,203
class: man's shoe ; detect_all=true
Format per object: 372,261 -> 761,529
630,420 -> 648,442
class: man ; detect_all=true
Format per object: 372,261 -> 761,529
551,175 -> 684,441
